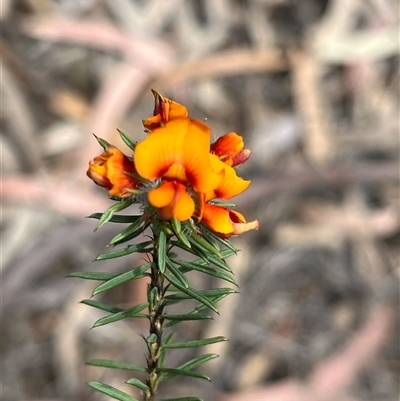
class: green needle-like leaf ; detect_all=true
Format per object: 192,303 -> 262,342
88,381 -> 139,401
189,232 -> 222,258
157,231 -> 167,273
177,353 -> 219,371
166,257 -> 189,288
159,397 -> 204,401
201,225 -> 237,253
162,314 -> 211,321
126,378 -> 149,392
163,336 -> 227,349
165,275 -> 218,313
170,240 -> 210,263
207,255 -> 233,272
171,217 -> 192,248
97,199 -> 134,228
171,258 -> 237,286
157,368 -> 210,381
94,135 -> 109,150
95,241 -> 153,261
69,271 -> 118,281
117,129 -> 137,150
81,299 -> 123,314
93,302 -> 148,328
92,263 -> 151,296
109,219 -> 146,245
88,213 -> 142,224
165,287 -> 237,301
160,354 -> 219,382
87,359 -> 146,372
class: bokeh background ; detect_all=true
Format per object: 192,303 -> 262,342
1,1 -> 399,400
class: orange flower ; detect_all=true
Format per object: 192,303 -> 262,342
202,203 -> 259,238
87,145 -> 138,198
143,90 -> 188,131
134,118 -> 224,221
211,132 -> 251,167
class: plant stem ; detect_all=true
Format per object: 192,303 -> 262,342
144,232 -> 166,401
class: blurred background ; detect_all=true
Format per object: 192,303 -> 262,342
1,0 -> 399,400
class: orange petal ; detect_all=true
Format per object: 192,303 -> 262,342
149,180 -> 194,221
143,90 -> 188,130
134,118 -> 223,193
206,155 -> 250,201
148,181 -> 175,208
202,204 -> 258,237
211,132 -> 244,165
87,145 -> 138,198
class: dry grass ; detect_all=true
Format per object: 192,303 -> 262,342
1,1 -> 399,400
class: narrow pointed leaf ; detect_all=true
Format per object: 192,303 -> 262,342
88,213 -> 141,224
92,263 -> 151,296
172,258 -> 237,286
87,359 -> 146,372
93,302 -> 148,327
109,218 -> 145,245
165,257 -> 189,288
159,397 -> 204,401
81,299 -> 123,313
162,332 -> 176,345
117,129 -> 137,150
157,231 -> 167,273
69,271 -> 118,281
177,354 -> 219,371
163,336 -> 227,349
165,288 -> 236,304
162,314 -> 211,321
160,354 -> 219,381
221,249 -> 237,258
159,331 -> 175,367
95,241 -> 153,261
165,275 -> 218,313
165,287 -> 237,301
88,381 -> 139,401
170,240 -> 208,262
95,135 -> 109,150
111,223 -> 150,246
190,232 -> 222,258
201,225 -> 237,253
171,217 -> 192,248
98,199 -> 133,228
157,368 -> 210,381
126,378 -> 149,392
205,254 -> 233,272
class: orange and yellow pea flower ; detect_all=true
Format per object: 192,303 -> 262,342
134,118 -> 224,221
87,90 -> 258,235
87,145 -> 139,198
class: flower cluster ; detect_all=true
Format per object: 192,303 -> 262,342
87,91 -> 258,237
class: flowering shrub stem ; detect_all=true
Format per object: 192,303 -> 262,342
145,230 -> 166,400
77,90 -> 258,401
